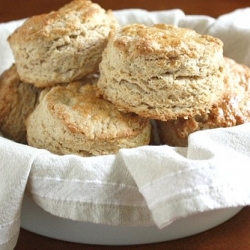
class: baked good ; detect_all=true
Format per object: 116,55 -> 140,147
8,0 -> 118,88
97,23 -> 225,121
26,82 -> 151,156
0,64 -> 40,143
156,57 -> 250,147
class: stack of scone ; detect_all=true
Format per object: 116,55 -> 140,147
1,0 -> 151,156
1,0 -> 250,156
97,23 -> 250,147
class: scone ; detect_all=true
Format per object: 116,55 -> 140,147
0,64 -> 40,143
8,0 -> 118,88
156,57 -> 250,147
26,82 -> 151,156
97,23 -> 225,121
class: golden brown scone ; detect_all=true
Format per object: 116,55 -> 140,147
26,82 -> 151,156
0,64 -> 40,143
8,0 -> 118,88
97,23 -> 225,121
156,57 -> 250,147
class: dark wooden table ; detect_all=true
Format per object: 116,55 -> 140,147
0,0 -> 249,22
1,1 -> 250,249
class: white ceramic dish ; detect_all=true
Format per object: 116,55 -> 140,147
21,195 -> 243,245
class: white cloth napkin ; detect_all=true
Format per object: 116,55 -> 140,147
121,124 -> 250,228
1,8 -> 250,250
0,137 -> 46,250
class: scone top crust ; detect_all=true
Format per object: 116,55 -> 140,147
113,23 -> 223,58
44,82 -> 150,140
8,0 -> 116,43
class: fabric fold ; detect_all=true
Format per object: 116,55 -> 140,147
206,8 -> 250,66
26,152 -> 153,226
120,124 -> 250,228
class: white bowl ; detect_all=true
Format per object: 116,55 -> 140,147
21,195 -> 243,245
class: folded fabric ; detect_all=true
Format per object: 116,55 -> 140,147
0,137 -> 46,250
1,8 -> 250,250
120,124 -> 250,228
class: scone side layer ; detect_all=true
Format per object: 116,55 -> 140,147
156,57 -> 250,147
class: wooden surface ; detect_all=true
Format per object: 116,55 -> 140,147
0,0 -> 249,22
1,0 -> 250,249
